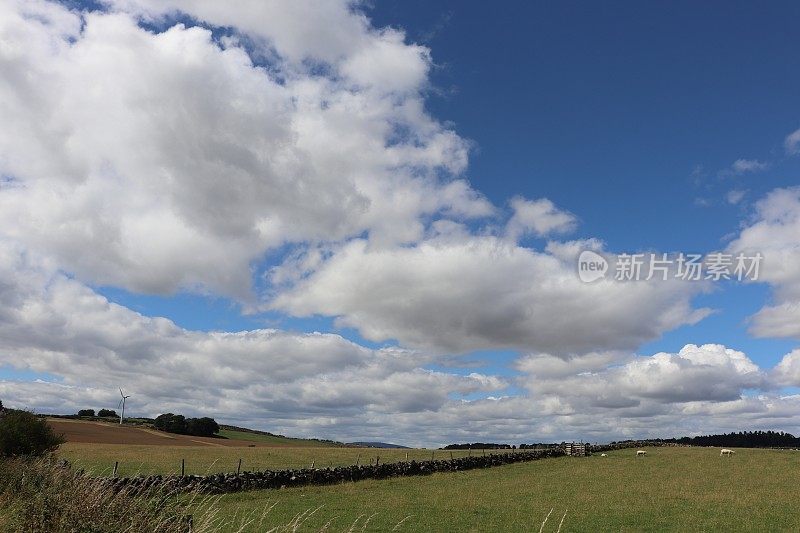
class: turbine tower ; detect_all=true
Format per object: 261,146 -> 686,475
118,388 -> 131,425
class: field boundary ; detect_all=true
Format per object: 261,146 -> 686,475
105,448 -> 566,494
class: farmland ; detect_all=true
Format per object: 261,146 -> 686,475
211,447 -> 800,532
51,420 -> 800,533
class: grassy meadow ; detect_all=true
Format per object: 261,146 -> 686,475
56,445 -> 800,531
216,428 -> 335,446
57,443 -> 489,477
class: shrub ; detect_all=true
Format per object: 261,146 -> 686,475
76,409 -> 95,417
97,409 -> 118,418
0,411 -> 65,458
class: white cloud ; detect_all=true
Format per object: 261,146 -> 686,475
726,189 -> 747,205
728,187 -> 800,339
0,0 -> 491,300
785,128 -> 800,155
773,349 -> 800,387
0,242 -> 505,434
730,159 -> 768,175
505,197 -> 577,240
1,1 -> 798,446
0,243 -> 793,445
271,235 -> 710,355
519,344 -> 764,406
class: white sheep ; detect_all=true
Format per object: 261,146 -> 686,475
636,450 -> 647,457
720,448 -> 735,457
600,453 -> 608,457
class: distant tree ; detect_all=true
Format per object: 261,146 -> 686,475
186,417 -> 219,437
97,409 -> 118,418
0,410 -> 65,457
77,409 -> 95,417
154,413 -> 188,434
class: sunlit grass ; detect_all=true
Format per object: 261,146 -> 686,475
58,443 -> 500,477
211,447 -> 800,532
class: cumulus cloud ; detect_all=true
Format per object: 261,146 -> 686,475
519,344 -> 765,407
0,240 -> 792,445
728,187 -> 800,338
0,242 -> 505,434
0,0 -> 491,300
271,235 -> 710,355
505,197 -> 577,240
772,349 -> 800,387
1,1 -> 797,445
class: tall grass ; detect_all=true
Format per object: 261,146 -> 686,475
0,456 -> 221,532
0,457 -> 396,532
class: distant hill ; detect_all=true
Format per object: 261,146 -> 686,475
218,424 -> 345,447
348,441 -> 409,449
44,414 -> 345,447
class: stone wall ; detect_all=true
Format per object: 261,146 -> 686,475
106,448 -> 566,495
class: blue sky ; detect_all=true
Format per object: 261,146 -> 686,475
1,0 -> 799,445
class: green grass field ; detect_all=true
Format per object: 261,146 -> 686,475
57,445 -> 800,531
216,428 -> 337,447
57,443 -> 488,477
210,447 -> 800,532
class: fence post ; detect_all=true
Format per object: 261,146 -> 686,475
113,461 -> 118,477
237,458 -> 242,475
406,451 -> 409,462
431,450 -> 434,461
356,453 -> 360,466
376,456 -> 380,466
311,460 -> 315,469
450,451 -> 453,460
181,458 -> 185,477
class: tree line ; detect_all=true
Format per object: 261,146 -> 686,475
153,413 -> 220,437
673,430 -> 800,448
443,431 -> 800,450
442,442 -> 560,450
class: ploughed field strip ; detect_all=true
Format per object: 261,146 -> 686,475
48,419 -> 272,447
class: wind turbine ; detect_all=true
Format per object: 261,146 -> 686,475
118,388 -> 131,425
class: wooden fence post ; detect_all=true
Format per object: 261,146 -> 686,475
181,458 -> 185,477
113,461 -> 118,477
356,453 -> 360,466
237,458 -> 242,474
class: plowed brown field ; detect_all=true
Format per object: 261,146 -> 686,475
48,418 -> 267,447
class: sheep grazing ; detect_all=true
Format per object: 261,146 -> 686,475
600,453 -> 608,457
720,448 -> 735,457
636,450 -> 647,457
